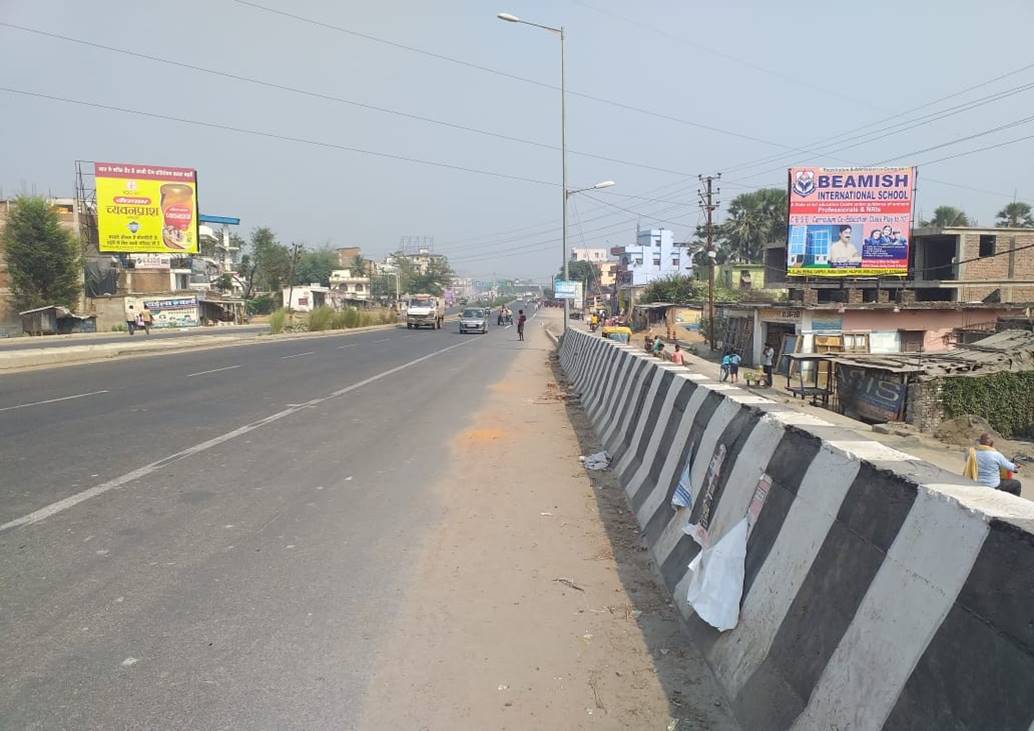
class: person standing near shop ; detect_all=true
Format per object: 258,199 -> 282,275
761,344 -> 775,386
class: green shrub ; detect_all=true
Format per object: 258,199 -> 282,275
111,322 -> 126,332
246,294 -> 277,315
941,371 -> 1034,438
342,308 -> 360,328
307,305 -> 334,331
359,311 -> 375,327
270,308 -> 287,334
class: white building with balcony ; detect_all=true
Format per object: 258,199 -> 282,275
329,269 -> 371,303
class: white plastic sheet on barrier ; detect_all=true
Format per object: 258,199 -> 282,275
685,516 -> 749,632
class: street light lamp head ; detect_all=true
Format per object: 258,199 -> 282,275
497,12 -> 521,22
707,250 -> 718,259
593,180 -> 616,190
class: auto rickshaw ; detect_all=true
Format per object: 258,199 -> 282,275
600,325 -> 632,343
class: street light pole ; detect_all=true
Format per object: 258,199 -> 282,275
498,11 -> 567,331
560,25 -> 568,334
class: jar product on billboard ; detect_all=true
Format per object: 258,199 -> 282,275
160,184 -> 194,250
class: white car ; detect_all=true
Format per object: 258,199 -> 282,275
458,308 -> 488,334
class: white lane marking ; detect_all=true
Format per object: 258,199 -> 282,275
504,325 -> 512,330
280,351 -> 315,359
0,390 -> 109,413
374,338 -> 391,343
186,365 -> 241,378
336,344 -> 358,349
0,338 -> 476,533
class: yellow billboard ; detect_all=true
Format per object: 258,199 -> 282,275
95,162 -> 198,253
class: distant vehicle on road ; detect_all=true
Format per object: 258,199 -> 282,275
459,308 -> 488,334
406,294 -> 445,330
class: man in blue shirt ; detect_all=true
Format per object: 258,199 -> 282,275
967,433 -> 1022,495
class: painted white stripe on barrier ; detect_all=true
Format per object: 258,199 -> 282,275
828,440 -> 918,463
724,393 -> 775,405
614,366 -> 679,478
791,486 -> 989,730
686,373 -> 710,381
591,345 -> 628,419
636,386 -> 710,529
711,445 -> 861,698
625,375 -> 685,499
768,411 -> 834,427
583,340 -> 612,408
601,356 -> 650,447
595,349 -> 638,426
605,357 -> 662,454
651,505 -> 693,570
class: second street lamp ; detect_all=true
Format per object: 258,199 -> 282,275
497,11 -> 571,331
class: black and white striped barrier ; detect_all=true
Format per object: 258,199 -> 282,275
558,329 -> 1034,730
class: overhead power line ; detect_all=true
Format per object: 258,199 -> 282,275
720,58 -> 1034,177
0,21 -> 695,180
0,87 -> 559,187
229,0 -> 857,157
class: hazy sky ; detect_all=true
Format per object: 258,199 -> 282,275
2,0 -> 1033,281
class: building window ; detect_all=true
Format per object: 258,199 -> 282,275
634,256 -> 643,265
653,256 -> 661,266
979,235 -> 996,257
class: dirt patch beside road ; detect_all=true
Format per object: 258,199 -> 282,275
359,320 -> 738,730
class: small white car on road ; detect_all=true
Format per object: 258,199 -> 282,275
458,308 -> 488,334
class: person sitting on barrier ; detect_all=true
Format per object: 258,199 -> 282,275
644,334 -> 654,354
670,343 -> 685,366
652,338 -> 665,358
963,432 -> 1021,495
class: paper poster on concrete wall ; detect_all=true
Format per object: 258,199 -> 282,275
684,443 -> 726,548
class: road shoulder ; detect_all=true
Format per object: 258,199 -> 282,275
359,317 -> 738,730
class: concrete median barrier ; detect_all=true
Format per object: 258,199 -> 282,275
558,328 -> 1034,730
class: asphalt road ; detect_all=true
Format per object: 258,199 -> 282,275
0,305 -> 539,729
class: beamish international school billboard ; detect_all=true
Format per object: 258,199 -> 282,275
786,166 -> 915,277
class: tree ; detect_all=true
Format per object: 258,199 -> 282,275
995,201 -> 1034,228
214,273 -> 235,292
923,206 -> 971,227
2,196 -> 81,310
294,247 -> 337,285
249,227 -> 292,293
640,274 -> 701,304
407,256 -> 454,295
715,188 -> 787,263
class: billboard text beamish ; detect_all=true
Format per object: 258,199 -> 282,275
96,162 -> 199,254
786,166 -> 915,277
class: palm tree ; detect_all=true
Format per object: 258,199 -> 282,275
718,188 -> 787,262
924,206 -> 971,227
995,201 -> 1034,228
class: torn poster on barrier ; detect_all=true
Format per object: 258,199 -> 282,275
686,516 -> 748,631
683,443 -> 726,548
747,473 -> 772,535
579,451 -> 610,470
686,473 -> 773,632
671,462 -> 693,509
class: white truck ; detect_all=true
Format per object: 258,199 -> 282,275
405,294 -> 445,330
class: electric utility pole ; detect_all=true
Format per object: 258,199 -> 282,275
698,174 -> 721,350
